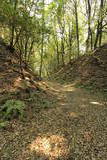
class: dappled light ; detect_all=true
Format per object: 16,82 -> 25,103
38,81 -> 61,93
63,84 -> 75,92
69,112 -> 78,118
14,77 -> 22,88
60,102 -> 68,106
29,135 -> 70,159
0,0 -> 107,159
90,101 -> 104,106
38,81 -> 76,96
0,78 -> 107,159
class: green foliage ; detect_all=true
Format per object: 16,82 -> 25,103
0,120 -> 8,129
75,83 -> 95,91
0,0 -> 107,76
25,92 -> 56,111
1,100 -> 25,120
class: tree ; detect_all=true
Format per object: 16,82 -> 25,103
74,0 -> 80,56
85,0 -> 93,51
94,0 -> 105,48
0,0 -> 107,76
39,0 -> 45,77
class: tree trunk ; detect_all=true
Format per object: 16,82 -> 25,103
68,23 -> 72,62
94,0 -> 104,49
85,0 -> 93,51
10,0 -> 18,48
99,0 -> 104,47
74,0 -> 80,56
39,0 -> 45,77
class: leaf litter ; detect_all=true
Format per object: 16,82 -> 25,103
0,81 -> 107,160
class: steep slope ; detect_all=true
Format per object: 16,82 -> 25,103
0,41 -> 54,114
0,43 -> 39,92
55,44 -> 107,91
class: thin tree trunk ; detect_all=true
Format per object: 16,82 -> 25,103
85,0 -> 93,51
27,39 -> 35,62
10,0 -> 18,48
94,0 -> 104,49
56,42 -> 60,66
61,37 -> 65,66
39,0 -> 45,77
94,21 -> 100,49
68,23 -> 72,62
74,0 -> 80,56
99,0 -> 104,47
53,32 -> 60,66
24,37 -> 29,62
14,28 -> 22,47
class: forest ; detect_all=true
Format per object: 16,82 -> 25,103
0,0 -> 107,76
0,0 -> 107,160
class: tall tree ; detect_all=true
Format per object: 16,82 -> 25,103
10,0 -> 18,48
85,0 -> 93,51
94,0 -> 104,48
74,0 -> 80,56
39,0 -> 45,77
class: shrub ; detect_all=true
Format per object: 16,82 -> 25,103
0,99 -> 25,120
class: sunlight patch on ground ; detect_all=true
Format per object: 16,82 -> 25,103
60,102 -> 68,106
69,112 -> 78,118
90,101 -> 104,106
38,81 -> 61,93
63,84 -> 75,92
29,135 -> 70,159
39,81 -> 75,93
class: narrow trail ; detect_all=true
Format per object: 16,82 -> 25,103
0,81 -> 107,160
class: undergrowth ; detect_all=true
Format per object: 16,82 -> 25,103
0,99 -> 25,126
75,83 -> 107,98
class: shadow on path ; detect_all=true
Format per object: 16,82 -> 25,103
0,80 -> 107,160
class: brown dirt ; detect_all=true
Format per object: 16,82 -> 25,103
0,80 -> 107,160
54,44 -> 107,91
0,41 -> 107,160
0,43 -> 50,108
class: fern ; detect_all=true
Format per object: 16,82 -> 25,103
0,121 -> 8,129
1,100 -> 25,120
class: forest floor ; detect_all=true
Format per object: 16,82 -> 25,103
54,44 -> 107,92
0,80 -> 107,160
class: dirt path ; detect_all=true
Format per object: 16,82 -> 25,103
0,81 -> 107,160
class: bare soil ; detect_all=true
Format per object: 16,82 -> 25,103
0,80 -> 107,160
